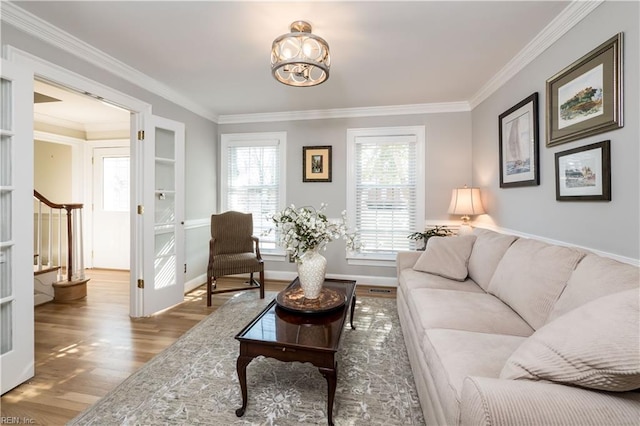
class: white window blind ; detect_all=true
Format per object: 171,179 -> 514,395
347,127 -> 425,261
221,133 -> 286,251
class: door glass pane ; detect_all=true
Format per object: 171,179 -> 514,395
154,231 -> 175,258
155,192 -> 175,224
103,157 -> 130,212
1,135 -> 10,186
155,128 -> 175,160
154,254 -> 175,290
0,191 -> 11,241
1,78 -> 11,131
1,302 -> 12,354
0,247 -> 10,298
155,160 -> 175,192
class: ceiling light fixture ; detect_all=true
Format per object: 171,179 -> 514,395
271,20 -> 330,87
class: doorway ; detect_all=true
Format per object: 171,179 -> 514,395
33,79 -> 131,273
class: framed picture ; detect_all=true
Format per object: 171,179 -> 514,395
499,93 -> 540,188
555,140 -> 610,201
546,33 -> 623,147
303,145 -> 332,182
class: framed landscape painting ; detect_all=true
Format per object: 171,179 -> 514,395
546,33 -> 623,147
303,145 -> 332,182
555,140 -> 610,201
499,93 -> 539,188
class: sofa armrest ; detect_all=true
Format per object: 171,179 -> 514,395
396,251 -> 422,276
460,376 -> 640,426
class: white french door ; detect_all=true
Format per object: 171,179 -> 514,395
133,115 -> 185,316
0,59 -> 35,394
92,147 -> 130,269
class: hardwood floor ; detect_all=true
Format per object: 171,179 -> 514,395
1,270 -> 395,425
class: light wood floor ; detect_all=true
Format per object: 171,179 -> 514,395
1,270 -> 395,425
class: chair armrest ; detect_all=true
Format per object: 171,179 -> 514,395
460,376 -> 640,426
251,236 -> 262,260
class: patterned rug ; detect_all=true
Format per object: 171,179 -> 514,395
69,292 -> 425,425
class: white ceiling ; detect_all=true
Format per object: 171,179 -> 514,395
34,80 -> 130,132
16,1 -> 572,122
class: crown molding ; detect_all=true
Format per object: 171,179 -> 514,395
218,101 -> 471,124
1,2 -> 219,122
34,112 -> 84,131
34,112 -> 128,134
3,1 -> 601,124
469,0 -> 603,109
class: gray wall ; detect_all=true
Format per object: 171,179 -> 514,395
220,111 -> 472,278
471,1 -> 639,261
2,24 -> 218,284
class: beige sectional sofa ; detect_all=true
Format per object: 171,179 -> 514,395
396,228 -> 640,425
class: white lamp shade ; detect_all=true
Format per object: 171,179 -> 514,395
448,187 -> 485,216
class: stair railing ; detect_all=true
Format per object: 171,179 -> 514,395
33,190 -> 85,282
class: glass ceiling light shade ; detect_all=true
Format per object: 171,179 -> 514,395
271,21 -> 330,87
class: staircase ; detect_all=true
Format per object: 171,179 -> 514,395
34,265 -> 57,305
34,190 -> 89,304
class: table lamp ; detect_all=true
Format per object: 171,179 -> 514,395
448,185 -> 485,235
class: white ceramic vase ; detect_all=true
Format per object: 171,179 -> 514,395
297,248 -> 327,299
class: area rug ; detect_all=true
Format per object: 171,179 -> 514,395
69,292 -> 425,425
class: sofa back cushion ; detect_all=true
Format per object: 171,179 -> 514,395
500,288 -> 640,392
467,228 -> 518,291
413,235 -> 477,281
548,254 -> 640,322
487,238 -> 585,329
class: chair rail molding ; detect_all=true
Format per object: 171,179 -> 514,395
476,224 -> 639,267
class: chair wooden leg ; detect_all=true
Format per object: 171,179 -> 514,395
206,276 -> 212,307
259,270 -> 265,299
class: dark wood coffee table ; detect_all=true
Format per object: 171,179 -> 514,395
235,277 -> 357,426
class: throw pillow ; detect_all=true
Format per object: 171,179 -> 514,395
500,288 -> 640,392
487,238 -> 584,330
413,235 -> 477,281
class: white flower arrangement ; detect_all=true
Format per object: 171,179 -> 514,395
269,203 -> 360,262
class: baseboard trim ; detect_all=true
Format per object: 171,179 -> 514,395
184,270 -> 397,293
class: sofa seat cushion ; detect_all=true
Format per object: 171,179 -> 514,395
468,228 -> 518,291
413,235 -> 477,281
422,329 -> 527,425
407,288 -> 534,337
501,288 -> 640,392
398,268 -> 485,295
549,254 -> 640,321
488,238 -> 585,330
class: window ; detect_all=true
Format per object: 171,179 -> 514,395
102,156 -> 129,212
221,132 -> 286,253
346,126 -> 425,264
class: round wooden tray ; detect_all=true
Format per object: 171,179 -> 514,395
275,286 -> 346,314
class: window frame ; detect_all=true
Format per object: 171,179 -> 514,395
346,126 -> 425,266
220,132 -> 287,259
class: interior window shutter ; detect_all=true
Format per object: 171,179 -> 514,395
354,135 -> 417,254
225,143 -> 279,249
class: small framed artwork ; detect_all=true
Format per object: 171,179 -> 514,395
303,145 -> 332,182
499,93 -> 540,188
555,140 -> 611,201
546,33 -> 623,147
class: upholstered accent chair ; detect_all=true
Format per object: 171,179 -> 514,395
206,211 -> 265,306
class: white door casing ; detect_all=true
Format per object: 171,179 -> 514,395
5,47 -> 185,318
135,115 -> 185,316
0,59 -> 35,394
92,147 -> 130,270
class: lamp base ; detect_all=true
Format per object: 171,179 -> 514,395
458,222 -> 474,236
